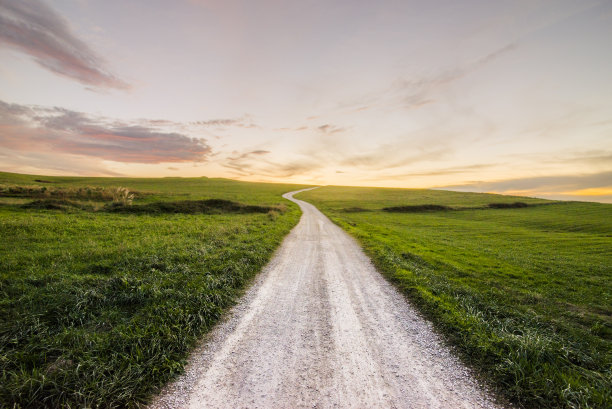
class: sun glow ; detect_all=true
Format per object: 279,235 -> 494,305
562,187 -> 612,196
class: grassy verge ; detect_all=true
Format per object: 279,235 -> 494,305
0,172 -> 307,408
296,186 -> 611,409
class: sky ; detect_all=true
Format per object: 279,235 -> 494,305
1,0 -> 611,202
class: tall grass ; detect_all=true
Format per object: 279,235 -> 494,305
112,187 -> 135,206
0,184 -> 142,202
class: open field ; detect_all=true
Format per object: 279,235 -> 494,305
0,172 -> 307,408
296,186 -> 611,409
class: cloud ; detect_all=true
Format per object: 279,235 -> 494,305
317,124 -> 345,134
192,118 -> 243,127
191,116 -> 258,128
221,147 -> 321,179
272,125 -> 312,132
439,171 -> 612,203
266,161 -> 320,178
0,147 -> 123,176
227,149 -> 270,161
0,100 -> 211,163
339,144 -> 451,171
540,150 -> 612,167
338,43 -> 517,112
0,0 -> 129,89
362,163 -> 500,181
395,43 -> 516,109
222,154 -> 324,180
222,129 -> 452,180
443,171 -> 612,193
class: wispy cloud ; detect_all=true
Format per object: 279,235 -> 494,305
439,171 -> 612,202
0,0 -> 129,89
363,163 -> 500,181
0,148 -> 124,176
191,116 -> 258,128
337,43 -> 517,113
339,144 -> 451,171
227,149 -> 270,161
394,43 -> 517,109
193,118 -> 242,126
539,150 -> 612,167
317,124 -> 345,134
221,147 -> 322,179
0,100 -> 211,163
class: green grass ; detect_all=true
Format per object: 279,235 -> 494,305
297,186 -> 611,409
0,171 -> 304,205
0,172 -> 308,408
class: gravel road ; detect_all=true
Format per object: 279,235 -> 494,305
150,189 -> 504,409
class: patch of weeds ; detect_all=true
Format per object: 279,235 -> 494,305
488,202 -> 529,209
112,187 -> 135,206
383,204 -> 451,212
341,207 -> 370,212
21,199 -> 93,211
105,199 -> 279,215
0,184 -> 147,202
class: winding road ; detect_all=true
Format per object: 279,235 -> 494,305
151,189 -> 502,409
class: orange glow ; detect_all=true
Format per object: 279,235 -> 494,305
561,187 -> 612,196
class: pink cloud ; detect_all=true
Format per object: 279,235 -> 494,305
0,0 -> 129,90
0,101 -> 211,163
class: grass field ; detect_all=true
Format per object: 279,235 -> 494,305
296,186 -> 611,409
0,172 -> 307,408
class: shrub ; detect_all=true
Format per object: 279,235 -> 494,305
383,204 -> 451,212
112,187 -> 135,206
488,202 -> 529,209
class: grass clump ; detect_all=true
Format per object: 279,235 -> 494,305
488,201 -> 529,209
20,199 -> 91,211
0,171 -> 308,408
383,202 -> 534,212
0,184 -> 144,203
104,199 -> 279,215
112,187 -> 135,206
297,186 -> 611,409
16,198 -> 279,216
383,204 -> 451,212
341,207 -> 370,212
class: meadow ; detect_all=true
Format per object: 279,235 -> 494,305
296,186 -> 611,409
0,172 -> 306,408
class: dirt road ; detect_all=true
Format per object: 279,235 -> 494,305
151,189 -> 502,409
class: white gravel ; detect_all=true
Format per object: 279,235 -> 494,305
149,189 -> 506,409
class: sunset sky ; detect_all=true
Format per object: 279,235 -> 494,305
1,0 -> 611,202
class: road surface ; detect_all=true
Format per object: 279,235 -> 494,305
150,189 -> 502,409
